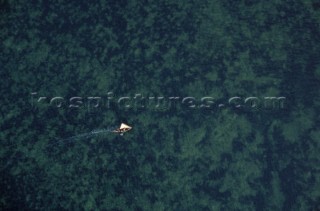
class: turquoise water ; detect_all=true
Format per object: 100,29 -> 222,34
1,0 -> 320,210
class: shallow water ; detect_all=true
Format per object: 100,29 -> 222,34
1,0 -> 320,210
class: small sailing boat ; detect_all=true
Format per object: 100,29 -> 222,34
112,123 -> 132,136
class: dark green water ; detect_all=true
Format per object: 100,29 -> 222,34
1,0 -> 320,210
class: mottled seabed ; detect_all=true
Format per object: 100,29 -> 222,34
1,0 -> 320,210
